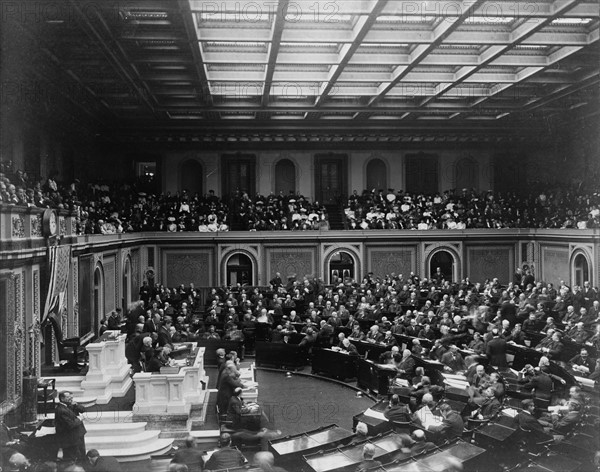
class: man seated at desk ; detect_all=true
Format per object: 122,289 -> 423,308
379,345 -> 400,364
146,345 -> 173,372
466,332 -> 485,354
468,387 -> 501,420
384,394 -> 411,422
535,331 -> 564,360
515,399 -> 546,433
409,430 -> 436,455
569,347 -> 596,376
339,338 -> 359,356
356,444 -> 382,472
410,378 -> 444,409
203,433 -> 246,471
538,400 -> 582,434
440,345 -> 466,373
395,349 -> 415,378
520,366 -> 555,404
380,330 -> 397,346
467,364 -> 489,391
427,403 -> 464,442
227,387 -> 264,431
412,367 -> 425,386
411,393 -> 437,426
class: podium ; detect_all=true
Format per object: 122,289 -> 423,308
81,332 -> 132,404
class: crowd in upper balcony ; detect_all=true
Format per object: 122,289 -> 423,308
2,160 -> 599,233
0,162 -> 329,234
344,187 -> 600,230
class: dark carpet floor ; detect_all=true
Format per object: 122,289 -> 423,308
256,369 -> 374,436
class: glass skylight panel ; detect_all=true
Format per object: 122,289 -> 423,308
280,42 -> 338,48
551,18 -> 593,25
363,43 -> 409,48
198,12 -> 271,22
463,16 -> 514,25
205,41 -> 266,48
376,15 -> 435,23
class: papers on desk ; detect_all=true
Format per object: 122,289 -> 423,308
35,426 -> 56,437
502,408 -> 519,418
414,406 -> 442,430
243,381 -> 258,389
363,408 -> 388,421
442,373 -> 469,390
394,378 -> 410,387
575,375 -> 595,388
376,363 -> 398,371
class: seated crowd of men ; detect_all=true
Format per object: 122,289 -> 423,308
345,186 -> 600,230
115,269 -> 599,451
120,270 -> 600,379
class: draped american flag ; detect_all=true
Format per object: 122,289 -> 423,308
41,245 -> 71,326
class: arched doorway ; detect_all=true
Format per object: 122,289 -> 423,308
180,159 -> 203,195
329,251 -> 355,284
429,250 -> 454,282
573,253 -> 590,287
366,158 -> 387,192
94,265 -> 104,333
226,254 -> 253,286
275,159 -> 296,195
123,257 -> 132,310
455,157 -> 479,190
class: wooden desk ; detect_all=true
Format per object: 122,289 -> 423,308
356,358 -> 397,395
269,424 -> 354,464
312,348 -> 358,380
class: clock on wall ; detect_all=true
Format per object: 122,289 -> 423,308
42,209 -> 58,238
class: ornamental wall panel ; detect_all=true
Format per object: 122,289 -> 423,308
466,246 -> 514,285
104,255 -> 116,314
266,247 -> 317,280
541,246 -> 570,285
162,249 -> 213,287
366,246 -> 417,279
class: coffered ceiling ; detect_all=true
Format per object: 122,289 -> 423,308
6,0 -> 599,142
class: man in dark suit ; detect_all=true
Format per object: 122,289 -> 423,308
340,338 -> 359,356
515,399 -> 546,433
143,313 -> 161,334
521,367 -> 554,402
486,329 -> 508,367
171,436 -> 203,472
440,345 -> 466,372
409,430 -> 436,455
203,433 -> 246,471
384,395 -> 411,423
428,403 -> 464,442
55,391 -> 87,462
269,272 -> 283,289
157,318 -> 174,347
86,449 -> 122,472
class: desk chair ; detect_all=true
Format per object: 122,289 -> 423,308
37,378 -> 57,416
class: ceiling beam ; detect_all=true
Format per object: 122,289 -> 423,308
471,44 -> 591,108
420,0 -> 584,105
367,0 -> 486,109
178,0 -> 213,106
313,0 -> 389,109
69,0 -> 159,115
521,69 -> 599,111
261,0 -> 289,106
